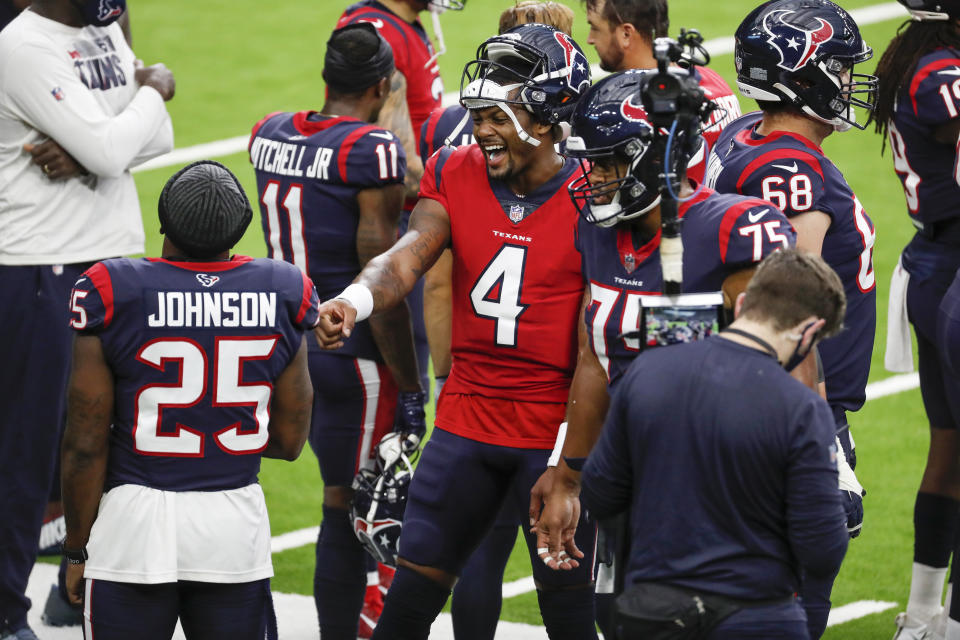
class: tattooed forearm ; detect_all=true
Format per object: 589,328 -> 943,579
369,302 -> 422,391
377,70 -> 423,199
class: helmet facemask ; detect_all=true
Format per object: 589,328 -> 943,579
567,133 -> 661,227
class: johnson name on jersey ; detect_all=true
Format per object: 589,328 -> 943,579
419,144 -> 584,445
706,111 -> 876,411
68,256 -> 320,493
578,187 -> 795,386
338,1 -> 443,137
250,110 -> 405,361
888,48 -> 960,227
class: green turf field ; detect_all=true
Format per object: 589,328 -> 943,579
125,1 -> 927,636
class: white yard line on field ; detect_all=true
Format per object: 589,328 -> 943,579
21,562 -> 902,638
131,3 -> 908,175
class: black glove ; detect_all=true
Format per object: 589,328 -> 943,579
841,488 -> 864,538
395,391 -> 427,450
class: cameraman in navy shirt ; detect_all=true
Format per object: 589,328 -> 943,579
582,249 -> 849,639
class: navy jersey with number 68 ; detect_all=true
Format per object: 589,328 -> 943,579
578,187 -> 796,387
706,112 -> 876,412
250,110 -> 406,362
68,256 -> 320,492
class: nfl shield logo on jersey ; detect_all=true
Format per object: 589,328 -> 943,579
509,204 -> 525,223
196,274 -> 220,288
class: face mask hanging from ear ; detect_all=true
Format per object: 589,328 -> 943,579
783,321 -> 820,372
72,0 -> 126,27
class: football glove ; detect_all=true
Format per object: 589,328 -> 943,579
394,391 -> 426,451
836,435 -> 865,539
836,425 -> 856,470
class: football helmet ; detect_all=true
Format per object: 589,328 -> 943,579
735,0 -> 878,131
460,23 -> 592,146
897,0 -> 960,20
567,71 -> 659,227
350,433 -> 419,567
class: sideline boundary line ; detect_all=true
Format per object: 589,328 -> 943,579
132,2 -> 907,174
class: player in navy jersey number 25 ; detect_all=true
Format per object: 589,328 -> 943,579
249,24 -> 425,640
316,24 -> 599,640
705,1 -> 876,636
873,1 -> 960,636
60,161 -> 317,640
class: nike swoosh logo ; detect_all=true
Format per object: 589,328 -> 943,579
938,66 -> 960,77
369,131 -> 394,140
771,162 -> 799,173
747,209 -> 769,223
359,18 -> 384,29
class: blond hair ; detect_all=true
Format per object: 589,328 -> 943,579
499,1 -> 576,35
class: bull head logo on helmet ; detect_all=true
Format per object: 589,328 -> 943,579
762,9 -> 835,72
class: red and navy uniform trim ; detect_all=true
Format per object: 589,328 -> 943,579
86,262 -> 115,329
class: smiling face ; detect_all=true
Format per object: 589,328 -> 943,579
470,103 -> 541,181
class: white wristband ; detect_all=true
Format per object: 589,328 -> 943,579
335,284 -> 374,322
547,422 -> 568,468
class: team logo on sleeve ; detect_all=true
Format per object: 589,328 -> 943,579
196,274 -> 220,288
762,9 -> 835,72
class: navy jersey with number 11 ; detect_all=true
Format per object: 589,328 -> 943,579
249,110 -> 406,362
706,112 -> 876,412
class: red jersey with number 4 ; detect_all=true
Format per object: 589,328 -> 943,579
338,1 -> 443,138
419,145 -> 583,448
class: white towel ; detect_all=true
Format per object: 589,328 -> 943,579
885,256 -> 915,373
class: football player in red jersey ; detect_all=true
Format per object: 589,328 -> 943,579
316,24 -> 599,640
416,5 -> 577,638
581,0 -> 742,181
873,1 -> 960,636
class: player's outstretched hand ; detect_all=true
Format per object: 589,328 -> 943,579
65,562 -> 84,606
314,299 -> 358,350
24,140 -> 85,180
530,468 -> 584,571
135,63 -> 176,101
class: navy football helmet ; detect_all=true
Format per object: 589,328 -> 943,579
567,69 -> 706,227
735,0 -> 878,131
460,23 -> 592,146
897,0 -> 960,20
350,433 -> 419,567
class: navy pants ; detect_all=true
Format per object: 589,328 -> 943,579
0,263 -> 88,631
83,578 -> 277,640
